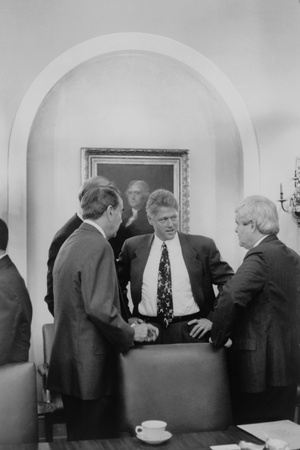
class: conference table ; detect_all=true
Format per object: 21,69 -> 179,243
0,427 -> 265,450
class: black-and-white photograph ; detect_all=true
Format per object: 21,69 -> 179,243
1,1 -> 300,447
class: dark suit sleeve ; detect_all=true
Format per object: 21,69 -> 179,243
207,239 -> 235,289
45,234 -> 67,316
117,241 -> 133,318
211,251 -> 266,348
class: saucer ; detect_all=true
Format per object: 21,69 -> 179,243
136,431 -> 172,445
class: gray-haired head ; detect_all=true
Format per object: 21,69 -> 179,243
235,195 -> 279,235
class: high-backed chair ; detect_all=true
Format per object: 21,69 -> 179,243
295,385 -> 300,423
0,362 -> 39,444
117,343 -> 232,436
37,323 -> 65,441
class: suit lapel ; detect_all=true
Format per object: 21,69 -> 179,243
178,233 -> 206,311
132,235 -> 154,302
178,232 -> 201,278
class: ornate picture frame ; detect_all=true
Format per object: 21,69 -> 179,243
81,148 -> 190,232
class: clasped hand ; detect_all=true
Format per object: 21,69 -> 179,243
133,323 -> 159,343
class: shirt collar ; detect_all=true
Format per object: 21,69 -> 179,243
0,252 -> 7,260
153,232 -> 179,249
84,219 -> 106,239
253,234 -> 269,248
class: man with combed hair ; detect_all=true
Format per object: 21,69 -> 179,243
44,176 -> 114,316
211,195 -> 300,424
118,188 -> 234,342
47,186 -> 158,441
0,218 -> 32,365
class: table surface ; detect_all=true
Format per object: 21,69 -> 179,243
0,426 -> 265,450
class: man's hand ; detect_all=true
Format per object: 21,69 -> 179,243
145,324 -> 159,342
133,323 -> 159,342
188,318 -> 212,339
128,317 -> 145,326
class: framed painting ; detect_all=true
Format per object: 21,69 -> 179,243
81,148 -> 190,232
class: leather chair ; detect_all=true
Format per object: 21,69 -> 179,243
295,385 -> 300,424
117,343 -> 232,436
0,362 -> 39,444
37,323 -> 65,441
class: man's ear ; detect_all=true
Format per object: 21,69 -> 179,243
250,219 -> 257,232
147,215 -> 153,226
106,205 -> 113,221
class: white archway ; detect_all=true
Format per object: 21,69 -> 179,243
8,32 -> 259,277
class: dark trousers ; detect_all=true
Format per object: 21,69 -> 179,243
231,384 -> 297,425
62,394 -> 117,441
146,320 -> 210,344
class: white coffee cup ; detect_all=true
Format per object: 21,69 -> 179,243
135,420 -> 167,439
267,439 -> 289,450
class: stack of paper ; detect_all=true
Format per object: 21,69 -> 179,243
238,420 -> 300,450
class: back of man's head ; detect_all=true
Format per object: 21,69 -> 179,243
81,186 -> 121,220
146,189 -> 178,218
78,176 -> 118,202
0,218 -> 8,251
235,195 -> 279,235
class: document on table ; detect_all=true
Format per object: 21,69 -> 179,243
210,445 -> 240,450
237,420 -> 300,450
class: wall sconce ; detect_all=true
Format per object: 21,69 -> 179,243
278,157 -> 300,226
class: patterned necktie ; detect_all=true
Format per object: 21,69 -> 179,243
157,242 -> 174,327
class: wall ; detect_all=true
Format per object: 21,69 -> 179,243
1,0 -> 300,368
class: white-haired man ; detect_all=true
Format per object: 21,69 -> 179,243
211,195 -> 300,424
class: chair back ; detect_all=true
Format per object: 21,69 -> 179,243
117,343 -> 232,436
0,362 -> 38,444
42,323 -> 54,365
38,323 -> 65,441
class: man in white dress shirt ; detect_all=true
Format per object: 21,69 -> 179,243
118,189 -> 234,344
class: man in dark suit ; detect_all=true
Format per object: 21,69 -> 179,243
211,195 -> 300,424
110,180 -> 153,259
44,175 -> 113,316
0,218 -> 32,365
47,186 -> 158,441
118,189 -> 234,343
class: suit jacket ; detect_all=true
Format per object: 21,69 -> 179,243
0,255 -> 32,365
211,234 -> 300,393
45,213 -> 83,316
47,223 -> 134,400
118,232 -> 234,318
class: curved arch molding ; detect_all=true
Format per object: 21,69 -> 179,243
8,32 -> 259,277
